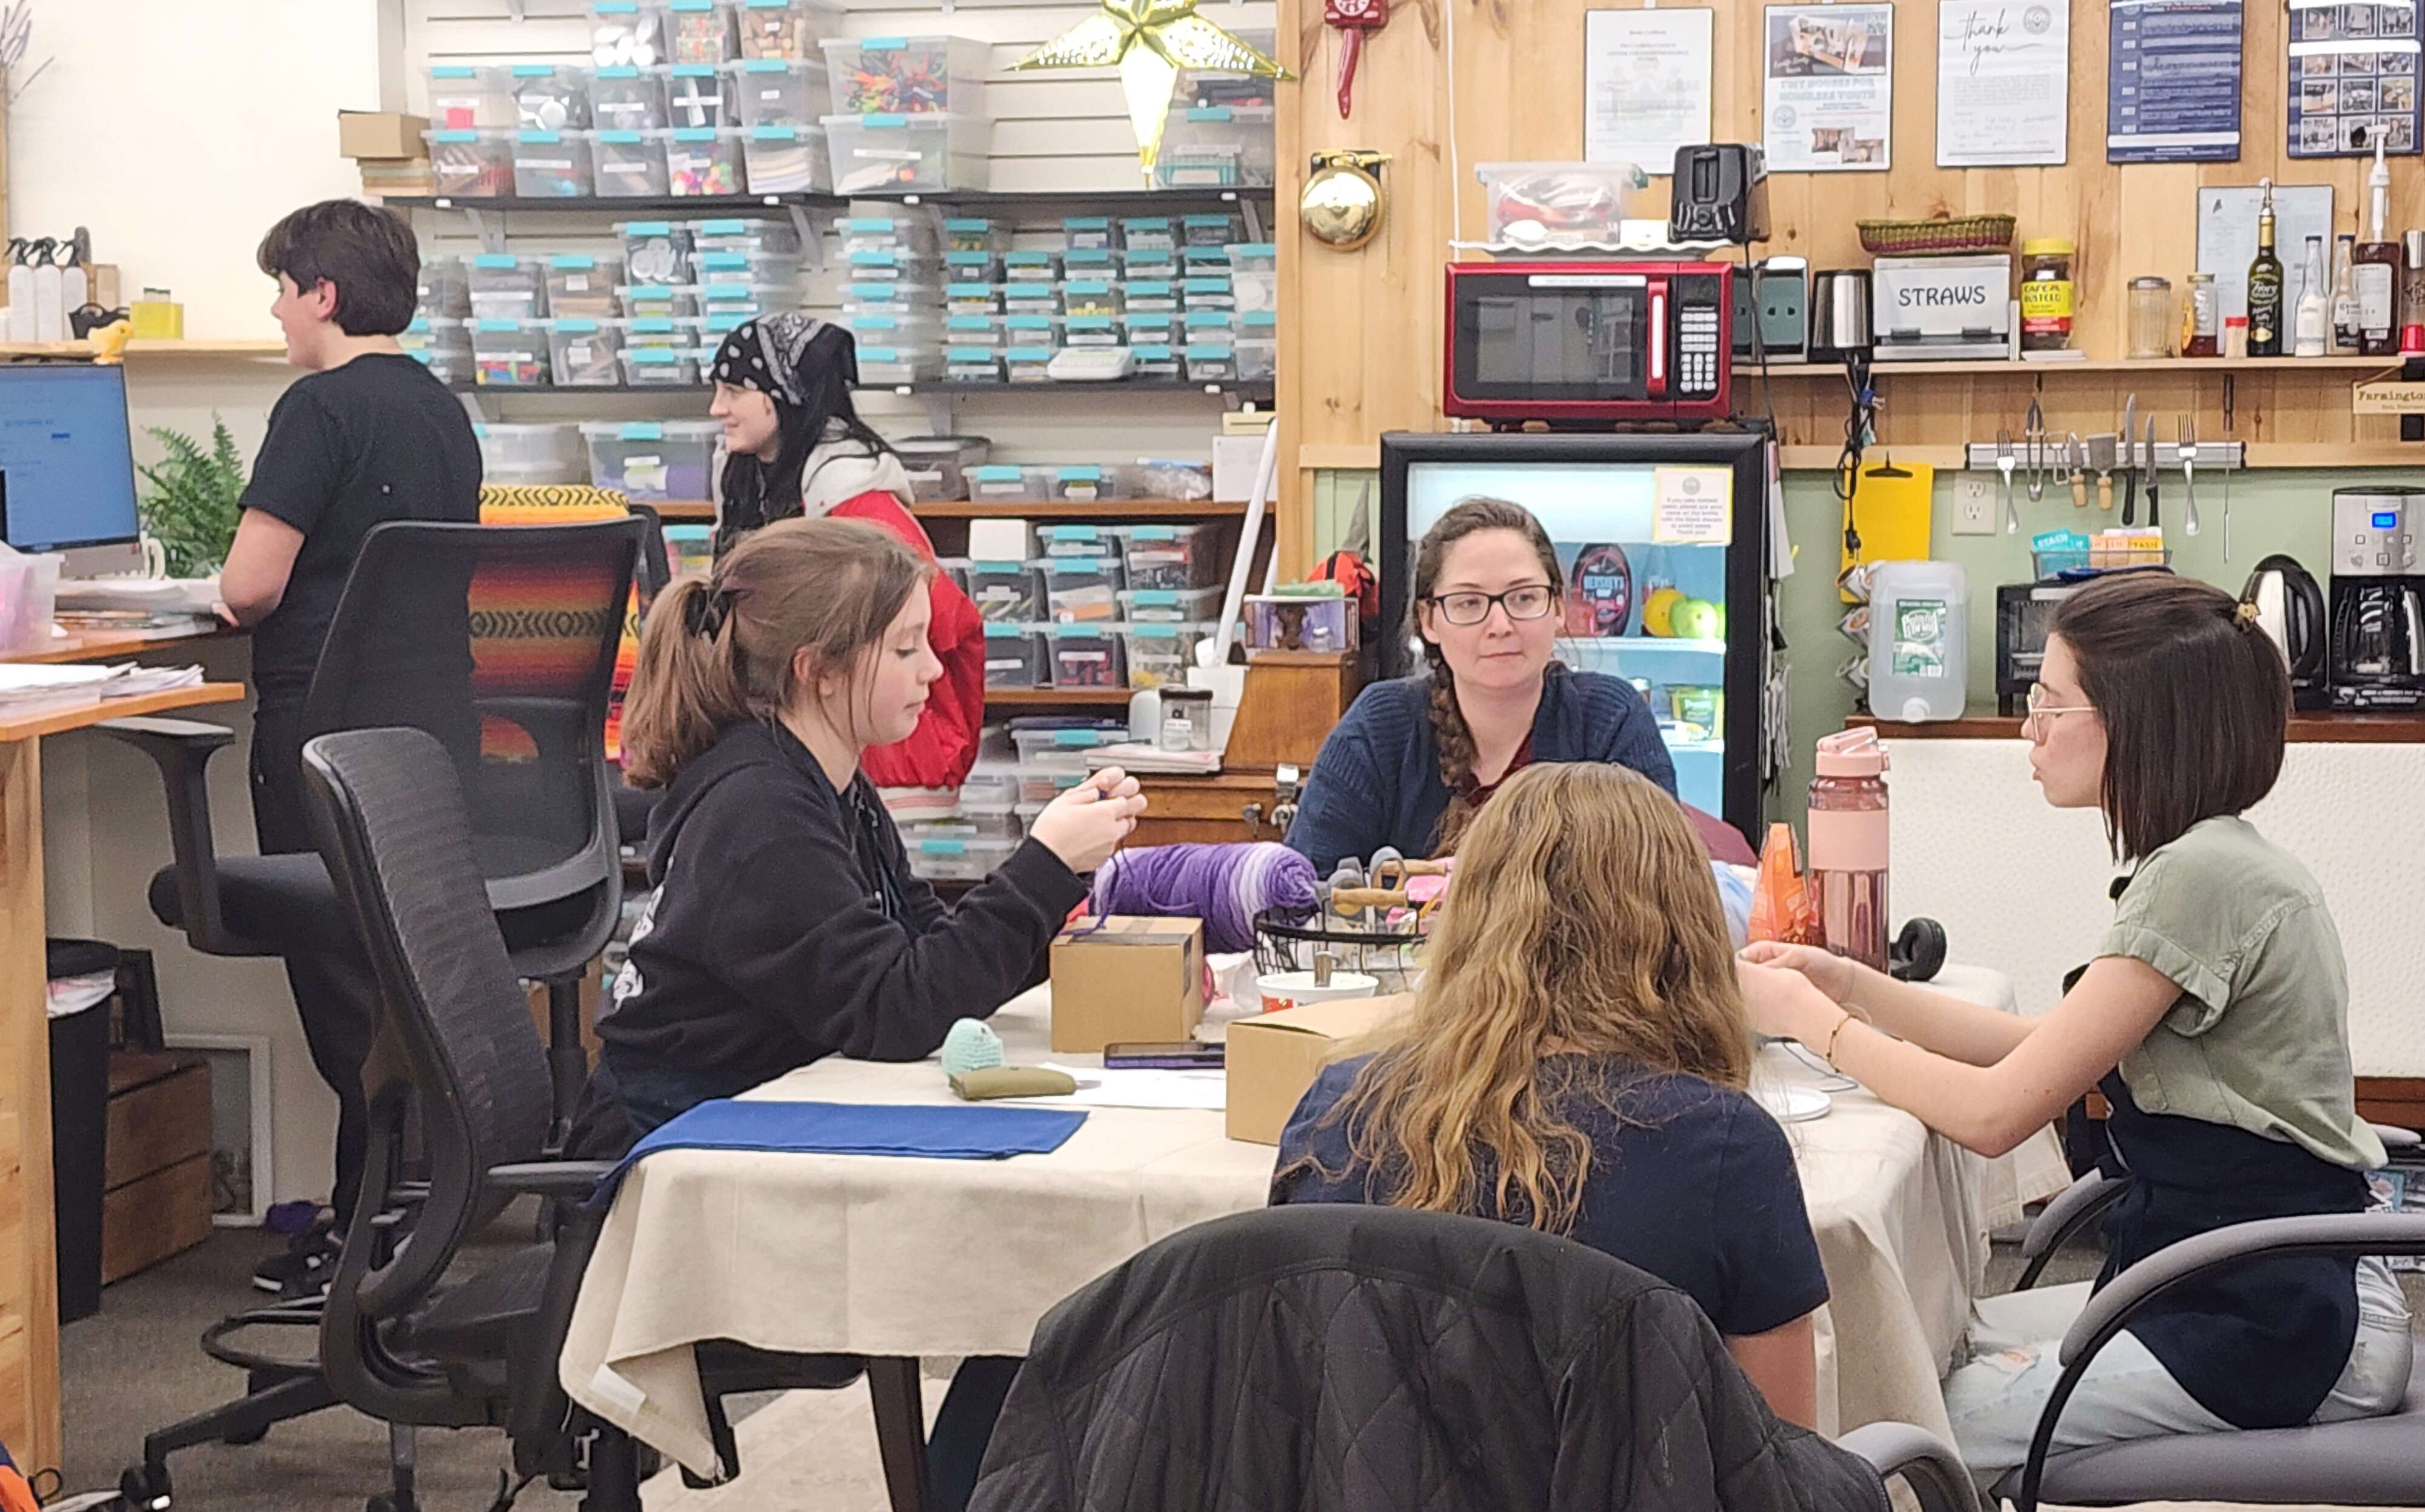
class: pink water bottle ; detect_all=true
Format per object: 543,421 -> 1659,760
1808,729 -> 1890,973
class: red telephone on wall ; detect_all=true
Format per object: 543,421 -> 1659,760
1325,0 -> 1387,118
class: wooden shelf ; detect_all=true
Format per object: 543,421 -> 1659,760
387,187 -> 1272,216
456,379 -> 1275,401
985,687 -> 1133,706
1748,355 -> 2397,378
914,499 -> 1245,519
0,339 -> 286,360
1852,709 -> 2425,744
651,502 -> 716,521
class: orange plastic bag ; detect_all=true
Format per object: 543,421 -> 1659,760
1747,821 -> 1824,946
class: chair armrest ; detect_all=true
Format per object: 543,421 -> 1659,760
1837,1422 -> 1981,1512
488,1160 -> 616,1202
2370,1120 -> 2421,1150
98,716 -> 250,955
2015,1169 -> 2126,1290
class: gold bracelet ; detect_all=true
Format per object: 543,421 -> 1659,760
1822,1011 -> 1856,1069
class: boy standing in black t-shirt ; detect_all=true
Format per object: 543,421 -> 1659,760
218,200 -> 481,1293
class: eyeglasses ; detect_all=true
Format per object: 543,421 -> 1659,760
1425,585 -> 1557,626
2022,683 -> 2095,738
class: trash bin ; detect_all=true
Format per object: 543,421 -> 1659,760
47,938 -> 121,1325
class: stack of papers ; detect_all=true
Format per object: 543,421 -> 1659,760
1083,742 -> 1223,777
0,662 -> 206,721
101,664 -> 204,698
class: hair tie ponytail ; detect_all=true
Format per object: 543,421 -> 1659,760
684,586 -> 732,638
2234,598 -> 2263,628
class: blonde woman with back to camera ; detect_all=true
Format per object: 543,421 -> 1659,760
1273,762 -> 1828,1428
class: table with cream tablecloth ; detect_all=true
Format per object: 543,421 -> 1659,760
561,963 -> 2069,1476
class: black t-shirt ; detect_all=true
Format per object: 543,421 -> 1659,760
1273,1054 -> 1830,1337
240,353 -> 482,710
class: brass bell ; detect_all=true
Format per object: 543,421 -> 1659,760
1301,150 -> 1390,252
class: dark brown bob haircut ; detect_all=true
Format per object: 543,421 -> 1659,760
256,199 -> 421,336
2048,571 -> 2289,861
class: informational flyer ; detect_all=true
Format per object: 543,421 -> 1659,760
2108,0 -> 2245,162
1585,8 -> 1714,172
2286,0 -> 2420,157
1762,4 -> 1894,171
1653,467 -> 1734,545
1938,1 -> 2071,165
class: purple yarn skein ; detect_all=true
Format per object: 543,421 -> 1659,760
1086,842 -> 1318,954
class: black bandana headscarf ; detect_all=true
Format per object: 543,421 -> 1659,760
709,312 -> 855,407
711,314 -> 870,551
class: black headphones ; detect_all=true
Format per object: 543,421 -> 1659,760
1889,917 -> 1947,983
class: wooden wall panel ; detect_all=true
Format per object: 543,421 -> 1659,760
1277,0 -> 2425,509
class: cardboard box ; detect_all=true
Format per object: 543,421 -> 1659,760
1224,994 -> 1410,1145
339,110 -> 429,160
1049,916 -> 1205,1053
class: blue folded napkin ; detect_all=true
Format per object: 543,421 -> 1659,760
591,1098 -> 1089,1206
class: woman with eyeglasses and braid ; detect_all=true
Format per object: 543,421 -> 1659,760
1286,497 -> 1704,872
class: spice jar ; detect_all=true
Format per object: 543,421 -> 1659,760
2224,315 -> 2249,360
2021,238 -> 2076,352
2127,276 -> 2174,359
2186,272 -> 2219,357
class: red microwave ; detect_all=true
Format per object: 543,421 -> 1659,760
1443,261 -> 1734,422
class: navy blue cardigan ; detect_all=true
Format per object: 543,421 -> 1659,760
1285,667 -> 1677,872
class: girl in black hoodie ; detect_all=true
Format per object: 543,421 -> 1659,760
571,515 -> 1144,1158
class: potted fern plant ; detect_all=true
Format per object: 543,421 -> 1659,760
136,421 -> 247,578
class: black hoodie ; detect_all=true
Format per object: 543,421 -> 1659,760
590,719 -> 1087,1122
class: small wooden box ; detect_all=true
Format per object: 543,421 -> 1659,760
101,1052 -> 212,1285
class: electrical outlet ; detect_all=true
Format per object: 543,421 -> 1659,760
1952,473 -> 1998,535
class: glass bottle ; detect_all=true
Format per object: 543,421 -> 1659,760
2186,271 -> 2219,357
2401,230 -> 2425,355
1808,729 -> 1890,974
2332,233 -> 2363,353
2247,179 -> 2285,357
2356,141 -> 2402,355
2294,235 -> 2329,358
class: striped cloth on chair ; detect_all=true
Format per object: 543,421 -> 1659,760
479,484 -> 648,763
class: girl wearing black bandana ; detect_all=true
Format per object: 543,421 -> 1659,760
707,312 -> 986,811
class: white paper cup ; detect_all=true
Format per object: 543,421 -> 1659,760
1257,970 -> 1381,1014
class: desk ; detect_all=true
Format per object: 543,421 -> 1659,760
561,966 -> 2067,1484
0,680 -> 244,1469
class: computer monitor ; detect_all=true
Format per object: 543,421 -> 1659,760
0,363 -> 145,576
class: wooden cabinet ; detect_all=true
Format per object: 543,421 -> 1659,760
1132,774 -> 1294,848
100,1052 -> 212,1285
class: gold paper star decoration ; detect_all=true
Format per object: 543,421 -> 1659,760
1009,0 -> 1291,175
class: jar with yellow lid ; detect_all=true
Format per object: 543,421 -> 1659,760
2021,237 -> 2076,352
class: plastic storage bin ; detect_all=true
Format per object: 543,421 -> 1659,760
400,316 -> 472,384
1184,213 -> 1244,247
943,218 -> 1013,253
512,130 -> 594,196
1062,314 -> 1120,348
590,67 -> 669,132
1002,313 -> 1060,350
469,255 -> 549,318
663,0 -> 737,64
663,63 -> 737,128
427,65 -> 515,130
1182,275 -> 1234,310
619,221 -> 695,283
845,247 -> 938,283
618,283 -> 698,318
1063,216 -> 1120,252
1039,522 -> 1126,556
1120,217 -> 1178,254
1003,286 -> 1061,318
982,623 -> 1048,688
510,64 -> 592,130
1155,104 -> 1276,188
968,561 -> 1044,621
1123,280 -> 1179,314
1063,247 -> 1120,281
1245,594 -> 1357,655
1126,621 -> 1214,689
909,808 -> 1023,846
1119,586 -> 1223,623
587,0 -> 669,66
894,435 -> 991,502
545,318 -> 629,385
470,319 -> 551,387
1183,246 -> 1231,273
1236,310 -> 1277,381
1122,310 -> 1180,347
1005,346 -> 1055,383
621,345 -> 703,386
905,832 -> 1016,882
942,313 -> 1003,348
1476,161 -> 1640,250
582,419 -> 721,503
946,282 -> 1003,315
729,58 -> 827,127
427,129 -> 514,197
842,281 -> 942,315
732,0 -> 843,60
418,259 -> 470,318
623,313 -> 698,349
821,35 -> 988,115
958,758 -> 1020,812
1049,467 -> 1123,503
1125,521 -> 1226,589
1121,460 -> 1214,500
944,249 -> 1003,284
840,215 -> 939,256
946,347 -> 1005,383
1004,250 -> 1062,283
841,309 -> 943,349
1062,280 -> 1122,317
1183,308 -> 1234,339
1129,343 -> 1180,379
1228,243 -> 1277,312
691,216 -> 801,255
823,112 -> 988,193
697,282 -> 790,320
1049,626 -> 1126,690
1183,343 -> 1237,383
546,255 -> 625,317
857,344 -> 941,385
742,124 -> 829,192
594,129 -> 670,195
1043,557 -> 1125,623
474,422 -> 587,486
1013,725 -> 1122,772
695,243 -> 802,287
968,464 -> 1052,503
665,126 -> 746,193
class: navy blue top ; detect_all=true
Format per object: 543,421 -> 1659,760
1284,667 -> 1677,872
1272,1054 -> 1830,1337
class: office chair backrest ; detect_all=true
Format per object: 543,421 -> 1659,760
480,484 -> 671,765
304,517 -> 641,915
300,726 -> 555,1421
969,1205 -> 1887,1512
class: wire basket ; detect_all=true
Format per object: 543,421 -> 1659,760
1855,214 -> 2015,257
1253,906 -> 1430,995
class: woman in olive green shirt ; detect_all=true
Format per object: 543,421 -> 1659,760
1740,573 -> 2410,1477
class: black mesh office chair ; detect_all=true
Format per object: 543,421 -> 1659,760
104,520 -> 638,1507
109,726 -> 866,1512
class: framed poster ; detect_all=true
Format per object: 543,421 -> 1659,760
1938,1 -> 2072,166
1587,8 -> 1714,172
2286,0 -> 2420,157
1764,4 -> 1894,170
2109,0 -> 2245,162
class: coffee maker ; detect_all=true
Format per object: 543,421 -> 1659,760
2328,487 -> 2425,710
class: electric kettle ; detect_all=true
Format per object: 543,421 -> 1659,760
2243,554 -> 2329,709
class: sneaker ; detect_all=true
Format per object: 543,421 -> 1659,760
251,1214 -> 338,1296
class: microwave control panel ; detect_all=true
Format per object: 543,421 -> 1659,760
1673,272 -> 1725,398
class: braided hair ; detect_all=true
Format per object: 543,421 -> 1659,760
1411,497 -> 1567,855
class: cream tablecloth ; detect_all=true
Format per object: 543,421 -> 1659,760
561,964 -> 2068,1474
